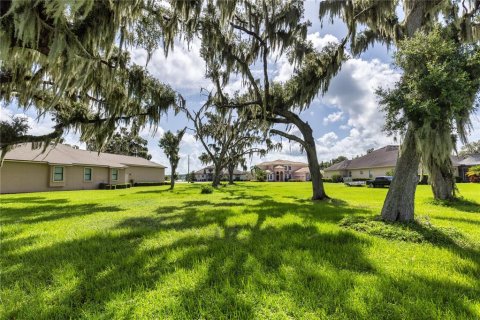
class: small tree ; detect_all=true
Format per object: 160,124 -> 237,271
459,140 -> 480,156
86,127 -> 152,160
188,171 -> 196,183
159,128 -> 186,190
251,166 -> 267,182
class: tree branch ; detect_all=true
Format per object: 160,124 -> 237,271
269,129 -> 306,147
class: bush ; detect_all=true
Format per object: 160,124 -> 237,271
200,185 -> 214,194
331,174 -> 343,183
133,182 -> 169,187
352,178 -> 369,181
115,183 -> 131,189
288,179 -> 304,182
467,165 -> 480,183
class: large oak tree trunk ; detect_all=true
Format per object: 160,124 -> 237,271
288,111 -> 328,200
381,127 -> 420,222
212,165 -> 222,187
228,164 -> 235,185
273,110 -> 329,200
430,164 -> 455,200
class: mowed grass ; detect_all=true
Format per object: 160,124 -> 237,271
1,182 -> 479,319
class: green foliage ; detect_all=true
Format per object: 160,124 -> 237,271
86,127 -> 152,160
200,185 -> 213,194
0,1 -> 180,153
251,166 -> 267,182
378,26 -> 480,196
331,174 -> 343,183
187,171 -> 196,183
459,140 -> 480,156
339,216 -> 472,248
159,128 -> 186,188
467,165 -> 480,182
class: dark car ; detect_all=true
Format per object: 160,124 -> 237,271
367,176 -> 393,188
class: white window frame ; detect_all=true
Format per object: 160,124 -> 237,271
84,167 -> 93,182
111,168 -> 119,181
53,166 -> 64,182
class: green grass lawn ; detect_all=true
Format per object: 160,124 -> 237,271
1,182 -> 479,319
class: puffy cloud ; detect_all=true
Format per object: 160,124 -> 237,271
323,111 -> 343,124
274,33 -> 340,82
130,39 -> 211,91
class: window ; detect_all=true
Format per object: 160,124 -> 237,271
53,166 -> 64,181
288,166 -> 291,171
111,169 -> 118,181
360,170 -> 363,174
84,168 -> 92,181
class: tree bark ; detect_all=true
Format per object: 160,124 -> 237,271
170,165 -> 176,190
228,164 -> 235,184
212,165 -> 222,187
381,127 -> 420,222
274,109 -> 329,200
430,164 -> 455,200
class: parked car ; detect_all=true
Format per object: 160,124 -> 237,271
367,176 -> 393,188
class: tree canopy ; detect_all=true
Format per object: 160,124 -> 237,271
86,127 -> 152,160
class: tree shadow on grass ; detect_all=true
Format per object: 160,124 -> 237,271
0,197 -> 70,205
0,203 -> 124,225
427,197 -> 480,213
3,195 -> 479,318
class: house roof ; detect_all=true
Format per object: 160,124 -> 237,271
256,159 -> 308,167
458,154 -> 480,166
4,143 -> 166,168
324,145 -> 473,172
325,145 -> 399,171
294,167 -> 310,174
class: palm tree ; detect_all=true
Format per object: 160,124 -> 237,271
159,128 -> 186,190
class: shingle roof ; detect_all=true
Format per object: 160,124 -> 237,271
294,167 -> 310,174
4,143 -> 166,168
256,159 -> 308,167
324,145 -> 473,172
458,154 -> 480,166
325,146 -> 399,171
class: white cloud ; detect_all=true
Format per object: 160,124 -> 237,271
130,38 -> 211,91
323,111 -> 343,124
274,33 -> 340,82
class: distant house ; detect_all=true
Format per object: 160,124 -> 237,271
323,146 -> 399,180
323,145 -> 480,182
456,154 -> 480,181
194,166 -> 249,181
255,159 -> 310,181
0,143 -> 166,194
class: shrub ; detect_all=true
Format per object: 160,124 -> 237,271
200,185 -> 213,194
467,165 -> 480,183
115,183 -> 131,189
352,178 -> 369,181
133,182 -> 169,187
322,178 -> 333,183
331,174 -> 343,183
288,179 -> 304,182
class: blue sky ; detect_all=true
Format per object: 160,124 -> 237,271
2,1 -> 479,173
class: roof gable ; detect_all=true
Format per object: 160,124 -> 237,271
4,143 -> 166,168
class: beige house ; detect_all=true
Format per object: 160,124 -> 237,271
255,159 -> 310,181
323,146 -> 399,180
323,145 -> 478,181
0,143 -> 166,194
